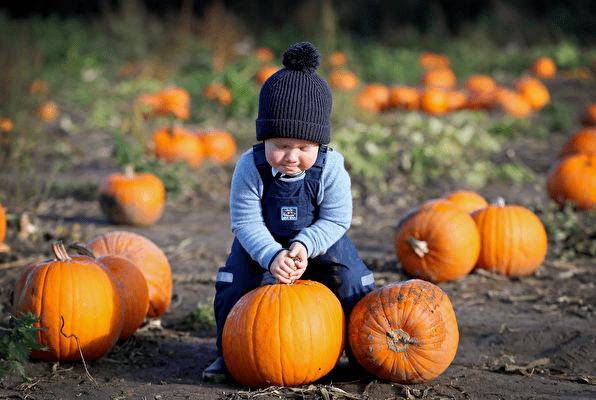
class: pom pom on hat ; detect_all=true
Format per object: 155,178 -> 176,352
256,41 -> 332,144
282,42 -> 321,73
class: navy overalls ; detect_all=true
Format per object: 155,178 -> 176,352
213,143 -> 376,355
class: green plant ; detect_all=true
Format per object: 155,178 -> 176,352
189,300 -> 216,327
0,313 -> 48,381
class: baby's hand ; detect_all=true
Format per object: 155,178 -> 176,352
269,250 -> 296,284
288,242 -> 308,282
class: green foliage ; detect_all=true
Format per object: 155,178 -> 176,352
540,202 -> 596,260
188,299 -> 216,327
0,313 -> 48,381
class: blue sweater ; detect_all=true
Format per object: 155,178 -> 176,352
230,146 -> 353,269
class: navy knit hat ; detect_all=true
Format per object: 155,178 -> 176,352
256,41 -> 332,144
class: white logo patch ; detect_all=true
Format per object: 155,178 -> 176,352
281,206 -> 298,221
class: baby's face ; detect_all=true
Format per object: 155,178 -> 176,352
264,138 -> 319,176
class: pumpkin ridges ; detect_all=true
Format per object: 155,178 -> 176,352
348,280 -> 458,383
223,280 -> 344,388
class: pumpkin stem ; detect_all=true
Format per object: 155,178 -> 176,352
124,164 -> 135,179
52,241 -> 72,262
68,243 -> 96,259
493,197 -> 506,207
407,237 -> 429,258
386,328 -> 418,353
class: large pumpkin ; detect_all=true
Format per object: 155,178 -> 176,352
395,199 -> 480,283
99,164 -> 165,227
12,242 -> 124,361
222,280 -> 345,388
88,231 -> 172,318
199,130 -> 237,164
348,279 -> 459,384
546,153 -> 596,210
514,76 -> 550,110
471,197 -> 548,276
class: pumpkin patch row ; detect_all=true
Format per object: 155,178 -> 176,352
12,231 -> 172,362
395,190 -> 548,282
222,278 -> 459,387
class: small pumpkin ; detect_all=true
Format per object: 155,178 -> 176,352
356,83 -> 390,113
222,280 -> 345,388
388,86 -> 420,111
203,82 -> 233,106
152,125 -> 205,168
495,88 -> 532,117
255,65 -> 280,85
514,76 -> 550,110
326,51 -> 347,68
200,130 -> 237,164
420,87 -> 449,115
348,279 -> 459,384
446,89 -> 468,111
327,69 -> 358,91
137,87 -> 191,120
471,197 -> 548,276
443,190 -> 488,214
418,52 -> 450,70
254,47 -> 274,63
36,101 -> 59,122
531,56 -> 557,79
29,79 -> 49,94
394,199 -> 480,282
88,231 -> 172,319
546,153 -> 596,210
421,68 -> 456,89
99,164 -> 165,227
12,242 -> 124,361
559,127 -> 596,158
580,103 -> 596,127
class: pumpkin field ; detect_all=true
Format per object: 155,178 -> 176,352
1,2 -> 596,399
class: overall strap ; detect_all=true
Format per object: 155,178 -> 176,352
252,142 -> 273,187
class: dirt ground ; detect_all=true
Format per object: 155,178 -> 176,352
1,77 -> 596,399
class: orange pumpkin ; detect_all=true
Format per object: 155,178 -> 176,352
394,199 -> 480,282
12,242 -> 124,361
495,88 -> 532,117
326,51 -> 347,68
99,165 -> 165,227
36,101 -> 59,122
464,74 -> 498,110
255,65 -> 280,85
254,47 -> 274,63
348,279 -> 459,384
96,254 -> 149,340
420,87 -> 449,115
0,203 -> 5,245
580,103 -> 596,127
29,79 -> 49,94
388,86 -> 420,110
152,125 -> 205,168
222,280 -> 345,388
446,89 -> 468,111
418,52 -> 450,70
471,197 -> 548,276
203,82 -> 233,106
531,56 -> 557,79
356,83 -> 390,113
444,190 -> 489,214
327,69 -> 358,91
137,87 -> 190,120
421,68 -> 456,89
200,130 -> 237,164
546,153 -> 596,210
559,127 -> 596,158
514,76 -> 550,110
88,231 -> 172,319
